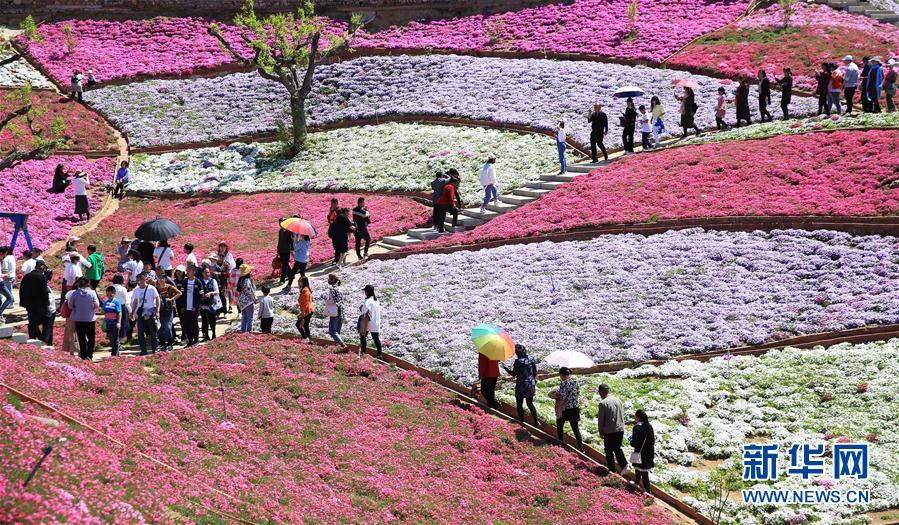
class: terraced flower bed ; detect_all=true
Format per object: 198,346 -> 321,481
0,52 -> 54,89
414,130 -> 899,250
127,123 -> 558,205
0,335 -> 672,524
84,55 -> 818,148
76,192 -> 430,273
667,3 -> 899,92
268,228 -> 899,384
1,89 -> 118,153
1,156 -> 115,254
500,341 -> 899,525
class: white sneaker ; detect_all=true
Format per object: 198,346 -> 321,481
620,466 -> 629,475
479,206 -> 486,214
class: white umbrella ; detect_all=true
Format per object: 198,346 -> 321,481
612,85 -> 646,99
544,350 -> 594,369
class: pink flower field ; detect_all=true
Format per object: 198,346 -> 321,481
78,192 -> 430,275
0,335 -> 672,524
16,17 -> 347,85
1,156 -> 115,254
411,130 -> 899,249
667,3 -> 899,91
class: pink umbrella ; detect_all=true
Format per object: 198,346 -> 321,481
673,79 -> 700,89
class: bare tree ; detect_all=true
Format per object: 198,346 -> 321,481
0,85 -> 70,172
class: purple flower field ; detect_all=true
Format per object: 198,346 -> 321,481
270,228 -> 899,384
85,55 -> 818,148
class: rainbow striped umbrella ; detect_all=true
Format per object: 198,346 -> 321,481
471,324 -> 515,361
280,217 -> 317,238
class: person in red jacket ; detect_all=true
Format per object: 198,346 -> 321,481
435,173 -> 461,233
478,352 -> 501,409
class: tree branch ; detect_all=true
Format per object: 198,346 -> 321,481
208,24 -> 254,67
0,140 -> 62,172
298,32 -> 321,99
0,103 -> 32,135
0,52 -> 21,67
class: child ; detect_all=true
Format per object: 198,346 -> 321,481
102,286 -> 122,356
258,285 -> 275,334
297,276 -> 314,342
715,87 -> 728,130
638,105 -> 651,150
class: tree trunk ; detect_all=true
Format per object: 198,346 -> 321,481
290,95 -> 307,156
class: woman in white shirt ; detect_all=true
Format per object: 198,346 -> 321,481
153,240 -> 175,277
358,284 -> 382,358
72,172 -> 90,221
61,253 -> 83,297
555,120 -> 567,174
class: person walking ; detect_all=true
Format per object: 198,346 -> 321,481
156,274 -> 181,351
829,63 -> 843,115
258,285 -> 274,334
296,276 -> 313,342
587,104 -> 609,162
550,367 -> 583,449
123,250 -> 142,289
432,171 -> 450,227
865,57 -> 884,113
714,87 -> 728,130
324,273 -> 348,350
101,286 -> 122,357
775,68 -> 793,120
843,56 -> 860,114
352,197 -> 372,260
115,238 -> 131,272
236,264 -> 256,333
130,273 -> 160,356
0,246 -> 15,325
436,174 -> 460,233
860,57 -> 872,113
178,265 -> 203,347
816,63 -> 831,115
358,284 -> 382,358
329,208 -> 354,267
111,274 -> 132,345
85,245 -> 105,290
72,172 -> 90,221
277,218 -> 294,284
199,266 -> 221,341
153,240 -> 174,278
478,351 -> 501,409
676,88 -> 700,137
735,79 -> 751,126
61,253 -> 84,298
67,278 -> 100,360
630,409 -> 656,493
113,160 -> 129,199
283,233 -> 310,293
503,344 -> 538,423
555,120 -> 568,172
70,70 -> 84,102
597,383 -> 628,474
61,284 -> 78,355
183,243 -> 198,269
649,96 -> 666,148
479,156 -> 498,214
621,99 -> 637,152
638,105 -> 652,150
19,260 -> 52,340
885,59 -> 897,112
757,70 -> 772,122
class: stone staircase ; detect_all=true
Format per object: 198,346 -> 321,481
377,161 -> 607,249
812,0 -> 899,24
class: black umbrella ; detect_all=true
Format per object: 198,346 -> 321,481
135,218 -> 181,241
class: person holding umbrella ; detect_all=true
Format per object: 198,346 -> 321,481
548,367 -> 583,450
503,344 -> 538,424
471,324 -> 513,410
621,99 -> 637,153
280,217 -> 316,293
675,86 -> 700,137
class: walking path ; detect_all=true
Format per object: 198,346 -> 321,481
811,0 -> 899,24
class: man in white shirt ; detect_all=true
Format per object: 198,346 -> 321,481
555,121 -> 567,174
0,246 -> 16,324
479,155 -> 498,214
130,273 -> 160,355
843,55 -> 860,114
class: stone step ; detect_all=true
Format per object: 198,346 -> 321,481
26,339 -> 44,347
539,173 -> 577,183
380,235 -> 422,248
460,208 -> 501,221
527,180 -> 566,191
846,4 -> 872,12
11,333 -> 28,343
513,187 -> 553,199
486,201 -> 519,214
408,227 -> 464,241
870,12 -> 899,22
0,326 -> 12,338
499,194 -> 536,206
446,215 -> 484,230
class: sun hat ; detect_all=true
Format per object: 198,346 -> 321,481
843,55 -> 853,62
239,263 -> 253,277
175,264 -> 187,273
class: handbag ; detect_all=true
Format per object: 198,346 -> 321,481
630,429 -> 648,466
357,312 -> 370,336
60,299 -> 72,319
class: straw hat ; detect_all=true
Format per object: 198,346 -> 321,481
239,264 -> 253,277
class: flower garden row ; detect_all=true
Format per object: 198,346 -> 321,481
413,130 -> 899,250
125,123 -> 558,204
0,335 -> 671,524
83,54 -> 818,149
267,227 -> 899,385
498,341 -> 899,525
16,0 -> 749,85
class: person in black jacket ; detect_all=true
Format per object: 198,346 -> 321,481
630,409 -> 656,493
178,264 -> 205,347
329,208 -> 354,266
621,98 -> 637,153
587,103 -> 609,162
775,67 -> 793,120
276,218 -> 294,284
20,261 -> 52,341
757,70 -> 772,122
735,80 -> 752,126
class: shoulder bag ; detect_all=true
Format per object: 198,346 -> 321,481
630,429 -> 647,466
